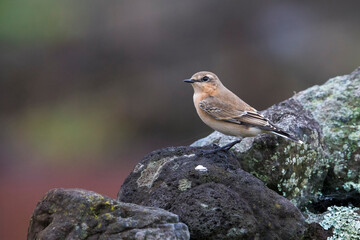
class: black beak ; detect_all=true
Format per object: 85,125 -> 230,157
184,79 -> 195,83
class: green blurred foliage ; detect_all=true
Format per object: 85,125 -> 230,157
1,1 -> 360,167
0,0 -> 82,43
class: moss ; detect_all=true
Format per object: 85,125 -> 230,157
251,171 -> 269,183
50,204 -> 58,213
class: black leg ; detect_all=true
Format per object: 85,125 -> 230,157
202,139 -> 242,155
216,139 -> 242,152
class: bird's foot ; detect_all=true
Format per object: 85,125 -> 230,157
201,139 -> 241,155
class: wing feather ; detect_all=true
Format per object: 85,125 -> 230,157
199,96 -> 275,131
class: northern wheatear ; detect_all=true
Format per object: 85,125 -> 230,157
184,71 -> 303,151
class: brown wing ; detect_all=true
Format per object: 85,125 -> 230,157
199,96 -> 276,131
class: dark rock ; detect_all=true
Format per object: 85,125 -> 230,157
118,146 -> 306,240
303,223 -> 333,240
192,99 -> 328,208
28,188 -> 190,240
309,190 -> 360,213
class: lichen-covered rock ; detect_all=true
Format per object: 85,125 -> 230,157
305,206 -> 360,240
192,98 -> 328,208
118,146 -> 306,240
27,188 -> 190,240
294,67 -> 360,193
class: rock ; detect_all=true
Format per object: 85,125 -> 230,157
192,99 -> 328,208
305,205 -> 360,240
303,222 -> 333,240
27,188 -> 190,240
294,67 -> 360,194
309,190 -> 360,213
118,146 -> 306,240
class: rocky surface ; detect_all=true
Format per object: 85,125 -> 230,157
305,206 -> 360,240
27,68 -> 360,240
27,188 -> 190,240
118,146 -> 306,240
294,67 -> 360,194
303,222 -> 333,240
192,98 -> 328,208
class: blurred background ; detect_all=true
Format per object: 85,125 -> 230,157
1,1 -> 360,239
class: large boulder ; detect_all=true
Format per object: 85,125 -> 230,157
192,99 -> 328,208
294,67 -> 360,194
118,146 -> 306,240
27,188 -> 190,240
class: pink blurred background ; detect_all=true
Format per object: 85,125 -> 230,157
1,1 -> 360,239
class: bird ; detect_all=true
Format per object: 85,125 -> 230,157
184,71 -> 303,151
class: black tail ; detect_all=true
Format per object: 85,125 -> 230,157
271,129 -> 303,144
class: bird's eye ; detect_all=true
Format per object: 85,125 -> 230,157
202,76 -> 210,82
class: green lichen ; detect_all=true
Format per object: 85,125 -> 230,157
136,157 -> 172,188
295,73 -> 360,189
178,178 -> 192,191
49,203 -> 58,213
73,223 -> 89,239
226,227 -> 249,238
234,132 -> 327,208
86,193 -> 118,219
320,206 -> 360,240
343,181 -> 360,193
269,138 -> 328,207
194,132 -> 325,206
171,162 -> 180,171
136,154 -> 195,189
305,205 -> 360,240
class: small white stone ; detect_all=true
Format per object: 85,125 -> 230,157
195,165 -> 208,172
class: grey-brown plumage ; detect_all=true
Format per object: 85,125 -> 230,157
184,71 -> 303,145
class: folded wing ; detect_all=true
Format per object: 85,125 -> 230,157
199,96 -> 274,131
199,96 -> 303,144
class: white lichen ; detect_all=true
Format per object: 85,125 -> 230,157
343,181 -> 360,193
320,206 -> 360,240
195,165 -> 208,172
137,154 -> 195,188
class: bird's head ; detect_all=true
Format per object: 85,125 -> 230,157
184,71 -> 223,94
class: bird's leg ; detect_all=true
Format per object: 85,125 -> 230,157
216,139 -> 242,152
202,139 -> 242,155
